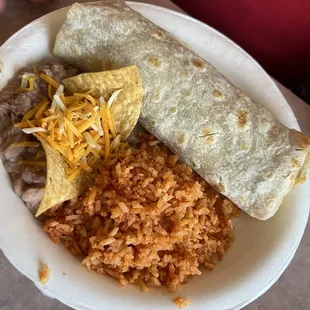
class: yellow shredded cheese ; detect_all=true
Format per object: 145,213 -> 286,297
74,93 -> 96,106
102,119 -> 110,160
35,99 -> 49,119
104,107 -> 116,139
40,74 -> 59,89
64,117 -> 83,138
16,75 -> 38,92
15,76 -> 121,179
67,167 -> 82,182
22,105 -> 40,121
48,84 -> 53,100
14,120 -> 39,128
27,77 -> 37,91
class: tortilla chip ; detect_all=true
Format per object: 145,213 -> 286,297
35,137 -> 92,217
62,65 -> 143,140
35,66 -> 142,216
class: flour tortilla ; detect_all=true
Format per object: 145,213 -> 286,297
53,0 -> 310,220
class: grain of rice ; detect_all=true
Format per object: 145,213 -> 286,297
99,238 -> 115,247
65,215 -> 80,221
118,202 -> 129,213
109,227 -> 119,237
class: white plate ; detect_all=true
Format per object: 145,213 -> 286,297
0,3 -> 309,310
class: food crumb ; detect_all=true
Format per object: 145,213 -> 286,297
39,263 -> 51,284
174,296 -> 192,308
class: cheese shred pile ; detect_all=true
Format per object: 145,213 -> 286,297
15,69 -> 124,181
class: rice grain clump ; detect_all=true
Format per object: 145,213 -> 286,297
174,296 -> 192,309
43,134 -> 239,292
39,263 -> 51,285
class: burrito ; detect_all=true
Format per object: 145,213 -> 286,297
53,0 -> 310,220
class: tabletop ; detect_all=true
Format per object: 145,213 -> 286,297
0,1 -> 309,310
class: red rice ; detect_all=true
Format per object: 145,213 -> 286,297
43,134 -> 239,292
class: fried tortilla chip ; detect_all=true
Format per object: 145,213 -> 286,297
62,65 -> 143,140
35,66 -> 142,216
35,137 -> 92,217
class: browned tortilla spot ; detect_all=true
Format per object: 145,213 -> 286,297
212,182 -> 225,192
170,107 -> 177,114
200,128 -> 218,144
300,136 -> 310,148
289,173 -> 297,189
206,136 -> 214,144
147,56 -> 162,68
289,130 -> 310,150
241,144 -> 249,151
191,58 -> 205,69
237,110 -> 247,127
154,30 -> 163,38
296,174 -> 307,184
177,134 -> 186,145
213,89 -> 222,97
202,128 -> 211,136
291,158 -> 301,169
183,71 -> 189,78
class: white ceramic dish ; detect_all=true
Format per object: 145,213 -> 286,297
0,3 -> 309,310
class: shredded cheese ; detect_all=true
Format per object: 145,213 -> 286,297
16,73 -> 38,92
53,94 -> 66,111
22,127 -> 47,134
15,73 -> 122,180
35,99 -> 49,119
40,74 -> 59,89
107,89 -> 122,108
83,132 -> 96,148
14,120 -> 39,128
22,105 -> 40,121
102,119 -> 110,160
48,84 -> 53,100
105,107 -> 116,138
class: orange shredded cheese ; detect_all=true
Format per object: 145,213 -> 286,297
35,99 -> 49,119
16,75 -> 38,92
48,84 -> 53,100
40,74 -> 59,89
14,120 -> 40,128
14,73 -> 122,180
102,119 -> 110,160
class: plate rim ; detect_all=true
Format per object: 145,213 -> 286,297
0,3 -> 308,310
